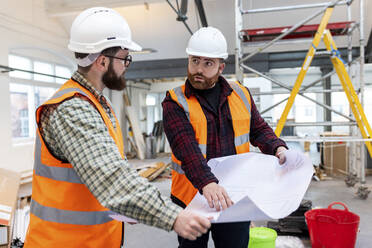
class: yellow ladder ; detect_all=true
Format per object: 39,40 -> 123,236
274,7 -> 372,158
323,30 -> 372,157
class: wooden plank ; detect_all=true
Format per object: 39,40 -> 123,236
139,162 -> 165,178
148,163 -> 169,181
20,170 -> 33,185
125,106 -> 145,160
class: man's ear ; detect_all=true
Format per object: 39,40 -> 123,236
95,55 -> 108,71
218,62 -> 225,74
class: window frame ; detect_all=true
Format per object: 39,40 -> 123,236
8,53 -> 73,143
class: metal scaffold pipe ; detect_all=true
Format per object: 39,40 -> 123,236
359,0 -> 366,183
241,1 -> 351,14
241,64 -> 355,121
240,0 -> 344,64
269,121 -> 357,127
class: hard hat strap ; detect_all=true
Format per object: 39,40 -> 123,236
76,53 -> 101,67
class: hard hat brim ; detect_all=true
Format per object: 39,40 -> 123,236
186,48 -> 228,60
125,40 -> 142,52
68,39 -> 142,53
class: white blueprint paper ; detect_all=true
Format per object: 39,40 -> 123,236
109,214 -> 138,223
186,150 -> 314,223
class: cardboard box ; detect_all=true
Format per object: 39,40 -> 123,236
321,132 -> 349,176
0,168 -> 21,248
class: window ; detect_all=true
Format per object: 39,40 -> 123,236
9,55 -> 32,79
9,54 -> 72,140
146,94 -> 156,106
295,93 -> 316,122
34,61 -> 54,83
56,65 -> 72,84
304,107 -> 313,116
145,93 -> 164,134
331,92 -> 349,122
273,94 -> 294,122
10,84 -> 30,138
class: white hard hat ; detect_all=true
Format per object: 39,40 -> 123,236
186,27 -> 228,59
68,7 -> 142,54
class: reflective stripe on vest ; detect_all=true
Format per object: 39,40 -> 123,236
51,87 -> 88,100
34,136 -> 82,184
171,161 -> 184,174
174,87 -> 190,120
170,86 -> 207,175
30,200 -> 113,225
172,87 -> 207,152
229,83 -> 251,115
235,133 -> 250,147
229,83 -> 251,148
171,143 -> 206,174
32,86 -> 90,185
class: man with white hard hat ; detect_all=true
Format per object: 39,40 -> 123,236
24,7 -> 210,248
162,26 -> 288,247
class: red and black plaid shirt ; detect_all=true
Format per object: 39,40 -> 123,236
162,76 -> 287,195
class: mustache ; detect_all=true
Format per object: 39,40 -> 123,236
191,73 -> 205,79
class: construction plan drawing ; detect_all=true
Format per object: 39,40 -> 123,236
186,150 -> 314,223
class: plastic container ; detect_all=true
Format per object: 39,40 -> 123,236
305,202 -> 360,248
248,227 -> 277,248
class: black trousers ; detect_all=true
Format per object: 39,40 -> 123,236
171,195 -> 251,248
177,221 -> 251,248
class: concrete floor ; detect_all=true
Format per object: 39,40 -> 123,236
124,157 -> 372,248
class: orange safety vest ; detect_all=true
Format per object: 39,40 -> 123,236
24,79 -> 124,248
168,81 -> 252,206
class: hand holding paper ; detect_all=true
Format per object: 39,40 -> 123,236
202,182 -> 233,211
186,150 -> 313,223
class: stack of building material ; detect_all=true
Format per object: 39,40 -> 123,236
267,199 -> 312,236
123,92 -> 146,160
12,198 -> 30,244
152,121 -> 165,153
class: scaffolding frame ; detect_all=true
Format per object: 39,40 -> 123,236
235,0 -> 369,183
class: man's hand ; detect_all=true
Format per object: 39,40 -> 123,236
173,209 -> 211,240
202,182 -> 233,211
275,146 -> 288,164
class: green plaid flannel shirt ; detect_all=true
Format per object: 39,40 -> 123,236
39,71 -> 181,231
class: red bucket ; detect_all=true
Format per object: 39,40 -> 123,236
305,202 -> 360,248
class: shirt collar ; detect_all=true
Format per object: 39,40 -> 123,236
71,71 -> 104,101
184,76 -> 233,98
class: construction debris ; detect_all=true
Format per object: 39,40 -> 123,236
356,185 -> 371,200
345,173 -> 358,187
267,200 -> 312,237
313,166 -> 331,181
276,236 -> 305,248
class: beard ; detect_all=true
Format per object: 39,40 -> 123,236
187,68 -> 220,90
102,62 -> 126,91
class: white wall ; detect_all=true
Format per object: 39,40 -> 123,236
0,0 -> 71,172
